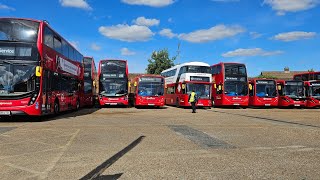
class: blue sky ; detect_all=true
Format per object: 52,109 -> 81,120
1,0 -> 319,76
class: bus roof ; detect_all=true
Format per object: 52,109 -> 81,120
250,78 -> 276,82
211,62 -> 245,67
0,17 -> 42,23
161,61 -> 210,73
99,59 -> 127,63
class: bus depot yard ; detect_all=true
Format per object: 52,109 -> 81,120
1,106 -> 320,179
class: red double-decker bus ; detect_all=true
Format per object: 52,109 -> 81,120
304,81 -> 320,108
0,18 -> 84,116
293,72 -> 320,81
276,80 -> 306,108
161,62 -> 212,107
82,57 -> 97,107
98,59 -> 129,106
129,75 -> 165,107
248,79 -> 278,107
211,62 -> 249,107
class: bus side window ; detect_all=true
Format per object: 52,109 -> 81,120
44,27 -> 53,48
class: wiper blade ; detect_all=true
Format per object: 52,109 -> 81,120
0,60 -> 14,65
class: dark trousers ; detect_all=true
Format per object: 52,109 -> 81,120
191,102 -> 196,113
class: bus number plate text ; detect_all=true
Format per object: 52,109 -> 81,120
0,111 -> 10,115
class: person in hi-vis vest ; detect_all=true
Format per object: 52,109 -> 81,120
188,90 -> 197,113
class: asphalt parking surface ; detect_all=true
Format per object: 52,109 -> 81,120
0,106 -> 320,179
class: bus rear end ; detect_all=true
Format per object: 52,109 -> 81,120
305,81 -> 320,108
98,60 -> 129,106
132,75 -> 165,107
83,57 -> 96,107
277,80 -> 306,108
249,79 -> 278,107
0,18 -> 42,116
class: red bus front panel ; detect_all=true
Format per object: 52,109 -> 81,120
99,96 -> 128,106
0,97 -> 41,116
135,96 -> 164,106
278,96 -> 306,107
215,95 -> 249,106
249,97 -> 278,107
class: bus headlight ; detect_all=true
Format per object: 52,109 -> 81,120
29,93 -> 38,105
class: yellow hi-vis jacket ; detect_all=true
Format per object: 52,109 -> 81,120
189,92 -> 196,102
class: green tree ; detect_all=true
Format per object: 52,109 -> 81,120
146,49 -> 176,74
308,68 -> 315,72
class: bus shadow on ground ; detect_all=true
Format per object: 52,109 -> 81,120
0,107 -> 101,122
42,107 -> 101,122
134,106 -> 168,109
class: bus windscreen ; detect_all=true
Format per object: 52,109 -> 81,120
0,19 -> 39,43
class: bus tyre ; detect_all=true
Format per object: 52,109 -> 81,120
76,99 -> 80,110
176,98 -> 180,108
54,100 -> 60,115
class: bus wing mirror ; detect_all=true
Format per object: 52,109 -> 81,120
36,66 -> 42,77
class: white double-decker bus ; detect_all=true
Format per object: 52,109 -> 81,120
161,62 -> 212,107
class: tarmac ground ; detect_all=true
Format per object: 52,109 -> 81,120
0,106 -> 320,179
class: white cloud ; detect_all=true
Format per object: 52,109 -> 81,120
222,48 -> 283,57
159,28 -> 177,39
133,17 -> 160,27
0,4 -> 15,11
264,0 -> 319,15
178,25 -> 245,43
59,0 -> 92,10
272,31 -> 317,41
91,43 -> 101,51
121,0 -> 175,7
250,32 -> 263,39
99,24 -> 154,42
168,18 -> 173,23
121,48 -> 136,56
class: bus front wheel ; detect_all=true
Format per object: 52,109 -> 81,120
54,100 -> 60,115
76,99 -> 80,110
176,98 -> 180,108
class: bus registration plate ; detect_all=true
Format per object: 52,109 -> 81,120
265,104 -> 271,106
294,104 -> 300,107
0,111 -> 10,115
148,104 -> 155,106
234,103 -> 240,106
107,103 -> 117,105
